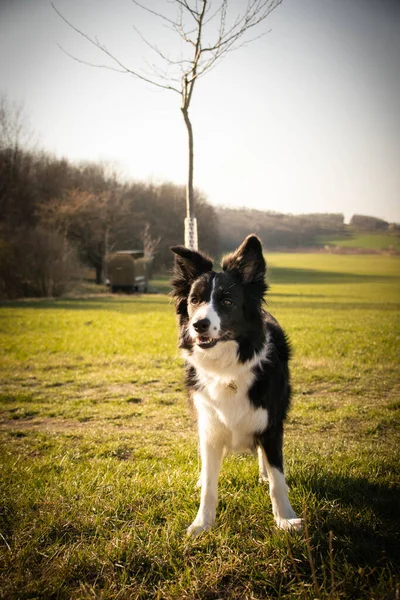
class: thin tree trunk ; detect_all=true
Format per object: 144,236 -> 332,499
181,106 -> 194,221
103,225 -> 109,284
95,263 -> 103,285
181,105 -> 198,249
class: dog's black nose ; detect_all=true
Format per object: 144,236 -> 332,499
193,318 -> 211,334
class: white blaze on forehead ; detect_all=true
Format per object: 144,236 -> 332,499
190,277 -> 221,339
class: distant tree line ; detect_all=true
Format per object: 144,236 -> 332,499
0,96 -> 219,297
349,214 -> 391,231
1,96 -> 397,298
216,207 -> 347,252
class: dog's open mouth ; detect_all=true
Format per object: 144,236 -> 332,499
196,336 -> 218,349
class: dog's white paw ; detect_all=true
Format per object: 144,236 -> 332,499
276,517 -> 304,531
187,520 -> 213,537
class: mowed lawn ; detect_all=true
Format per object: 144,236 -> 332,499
0,254 -> 399,599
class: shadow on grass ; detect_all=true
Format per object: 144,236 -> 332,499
268,266 -> 396,285
0,296 -> 171,312
269,299 -> 400,310
299,472 -> 400,569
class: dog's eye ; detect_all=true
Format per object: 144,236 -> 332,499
222,298 -> 233,307
190,297 -> 199,305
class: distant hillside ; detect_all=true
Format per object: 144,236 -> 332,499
216,207 -> 399,253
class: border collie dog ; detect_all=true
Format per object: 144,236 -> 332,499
171,234 -> 303,536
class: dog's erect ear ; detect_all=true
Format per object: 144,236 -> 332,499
170,246 -> 213,315
222,234 -> 267,289
170,246 -> 213,283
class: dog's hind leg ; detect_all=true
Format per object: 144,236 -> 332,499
258,430 -> 303,531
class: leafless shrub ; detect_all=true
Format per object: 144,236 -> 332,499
0,227 -> 82,298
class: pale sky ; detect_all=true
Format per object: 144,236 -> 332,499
1,0 -> 399,223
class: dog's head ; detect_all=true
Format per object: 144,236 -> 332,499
171,235 -> 268,362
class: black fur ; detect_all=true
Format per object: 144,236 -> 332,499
252,316 -> 292,472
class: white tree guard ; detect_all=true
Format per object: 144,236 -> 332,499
184,217 -> 198,250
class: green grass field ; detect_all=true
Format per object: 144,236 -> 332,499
1,254 -> 399,599
318,231 -> 400,251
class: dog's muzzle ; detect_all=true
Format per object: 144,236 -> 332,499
192,318 -> 219,349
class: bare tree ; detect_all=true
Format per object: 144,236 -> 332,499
52,0 -> 282,249
0,94 -> 33,152
140,222 -> 161,258
0,95 -> 37,229
40,187 -> 124,284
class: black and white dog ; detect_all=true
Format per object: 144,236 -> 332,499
171,234 -> 302,536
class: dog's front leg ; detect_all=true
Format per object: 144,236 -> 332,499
187,431 -> 224,536
257,432 -> 303,532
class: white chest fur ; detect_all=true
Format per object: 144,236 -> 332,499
184,341 -> 269,452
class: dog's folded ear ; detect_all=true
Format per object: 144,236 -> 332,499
222,234 -> 267,290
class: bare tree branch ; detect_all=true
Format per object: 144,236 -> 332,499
175,0 -> 200,22
131,22 -> 192,68
51,3 -> 181,94
131,0 -> 178,27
